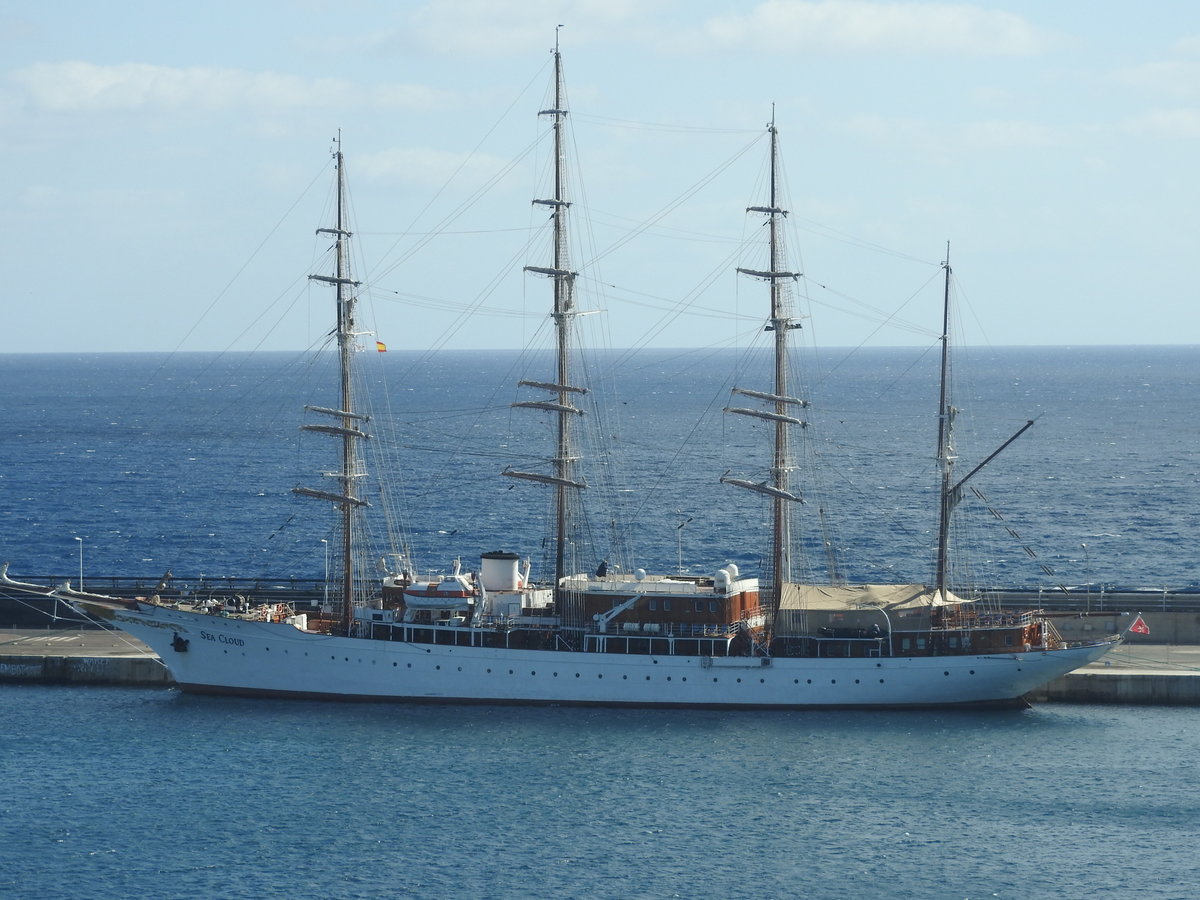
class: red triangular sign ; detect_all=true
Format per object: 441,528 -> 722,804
1130,615 -> 1150,635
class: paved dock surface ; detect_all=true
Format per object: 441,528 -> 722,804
0,628 -> 156,658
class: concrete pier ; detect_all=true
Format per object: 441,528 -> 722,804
1028,643 -> 1200,705
0,628 -> 172,686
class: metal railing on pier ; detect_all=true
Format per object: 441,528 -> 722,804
2,574 -> 329,607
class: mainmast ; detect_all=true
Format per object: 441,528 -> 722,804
504,36 -> 587,615
295,140 -> 369,633
722,116 -> 805,622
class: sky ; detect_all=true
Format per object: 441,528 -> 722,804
2,0 -> 1198,353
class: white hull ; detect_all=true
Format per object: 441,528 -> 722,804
91,601 -> 1115,708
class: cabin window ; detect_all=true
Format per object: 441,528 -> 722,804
709,600 -> 719,613
900,638 -> 911,651
648,598 -> 657,611
916,638 -> 926,650
663,599 -> 672,612
948,636 -> 959,649
694,600 -> 704,613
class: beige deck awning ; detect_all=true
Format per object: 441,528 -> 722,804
778,583 -> 972,612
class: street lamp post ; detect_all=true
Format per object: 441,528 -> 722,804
74,537 -> 84,592
321,539 -> 330,609
1081,542 -> 1090,613
676,514 -> 692,575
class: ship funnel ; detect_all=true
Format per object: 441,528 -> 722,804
480,551 -> 522,591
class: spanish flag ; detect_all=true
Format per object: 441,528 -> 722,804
375,341 -> 387,353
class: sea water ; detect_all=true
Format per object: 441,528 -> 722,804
2,686 -> 1199,899
0,347 -> 1198,898
0,346 -> 1196,591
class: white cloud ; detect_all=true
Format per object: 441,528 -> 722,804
1171,35 -> 1200,55
377,0 -> 665,57
1113,59 -> 1200,99
9,62 -> 452,113
1120,108 -> 1200,140
684,0 -> 1050,56
961,119 -> 1059,150
357,146 -> 513,187
840,113 -> 1061,152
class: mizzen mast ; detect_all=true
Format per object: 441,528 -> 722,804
503,36 -> 587,616
932,244 -> 1034,605
933,245 -> 956,600
294,139 -> 370,633
722,115 -> 805,622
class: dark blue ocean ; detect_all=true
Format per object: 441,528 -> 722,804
0,346 -> 1196,591
1,347 -> 1199,899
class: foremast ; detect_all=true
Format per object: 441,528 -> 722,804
722,115 -> 805,628
503,39 -> 588,625
294,141 -> 369,634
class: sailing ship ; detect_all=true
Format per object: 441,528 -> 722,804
2,49 -> 1118,707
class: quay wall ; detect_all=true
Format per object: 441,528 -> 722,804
1029,672 -> 1200,705
0,655 -> 173,686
